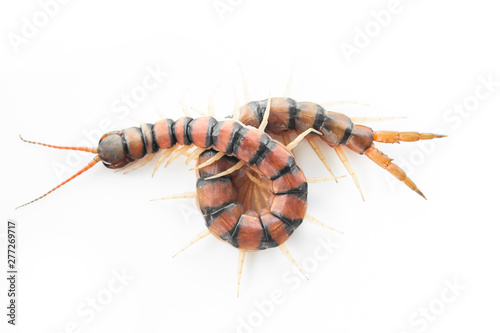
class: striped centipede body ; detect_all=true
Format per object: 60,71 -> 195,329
17,95 -> 445,294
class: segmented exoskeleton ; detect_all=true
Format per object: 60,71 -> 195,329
237,97 -> 444,199
17,95 -> 445,295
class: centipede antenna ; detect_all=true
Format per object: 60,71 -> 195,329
305,214 -> 343,234
237,250 -> 247,297
16,156 -> 101,209
190,151 -> 225,171
19,135 -> 98,154
334,146 -> 365,201
306,137 -> 340,182
172,229 -> 211,258
204,160 -> 246,180
279,244 -> 308,280
151,191 -> 196,202
286,128 -> 322,151
258,93 -> 272,132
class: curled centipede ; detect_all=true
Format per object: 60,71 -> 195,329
17,95 -> 445,295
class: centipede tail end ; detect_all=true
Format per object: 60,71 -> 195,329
364,146 -> 427,199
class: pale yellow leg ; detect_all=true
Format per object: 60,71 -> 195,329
172,229 -> 211,258
190,151 -> 225,171
152,147 -> 176,177
185,147 -> 206,165
334,146 -> 365,201
279,244 -> 308,280
204,160 -> 246,180
286,128 -> 322,151
281,133 -> 292,148
252,184 -> 263,211
237,250 -> 247,297
306,176 -> 345,183
243,168 -> 268,190
237,176 -> 251,203
123,154 -> 155,174
305,213 -> 343,234
307,137 -> 339,182
165,145 -> 191,168
258,94 -> 272,132
151,191 -> 196,202
114,159 -> 139,173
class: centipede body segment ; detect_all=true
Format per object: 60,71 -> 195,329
17,95 -> 446,294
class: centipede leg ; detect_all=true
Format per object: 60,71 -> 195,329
191,151 -> 225,171
364,145 -> 426,199
237,250 -> 247,297
258,95 -> 272,131
306,137 -> 339,182
286,128 -> 321,151
123,154 -> 156,174
334,146 -> 365,201
152,147 -> 176,177
279,244 -> 308,280
151,192 -> 196,202
185,147 -> 206,165
113,158 -> 139,173
243,168 -> 268,191
306,176 -> 343,183
305,213 -> 343,234
172,229 -> 211,258
165,145 -> 191,168
204,160 -> 246,180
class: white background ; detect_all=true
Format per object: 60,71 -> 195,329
1,1 -> 499,332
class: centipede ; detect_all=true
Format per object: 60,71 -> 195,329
16,96 -> 445,295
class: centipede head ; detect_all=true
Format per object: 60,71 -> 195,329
97,131 -> 132,169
